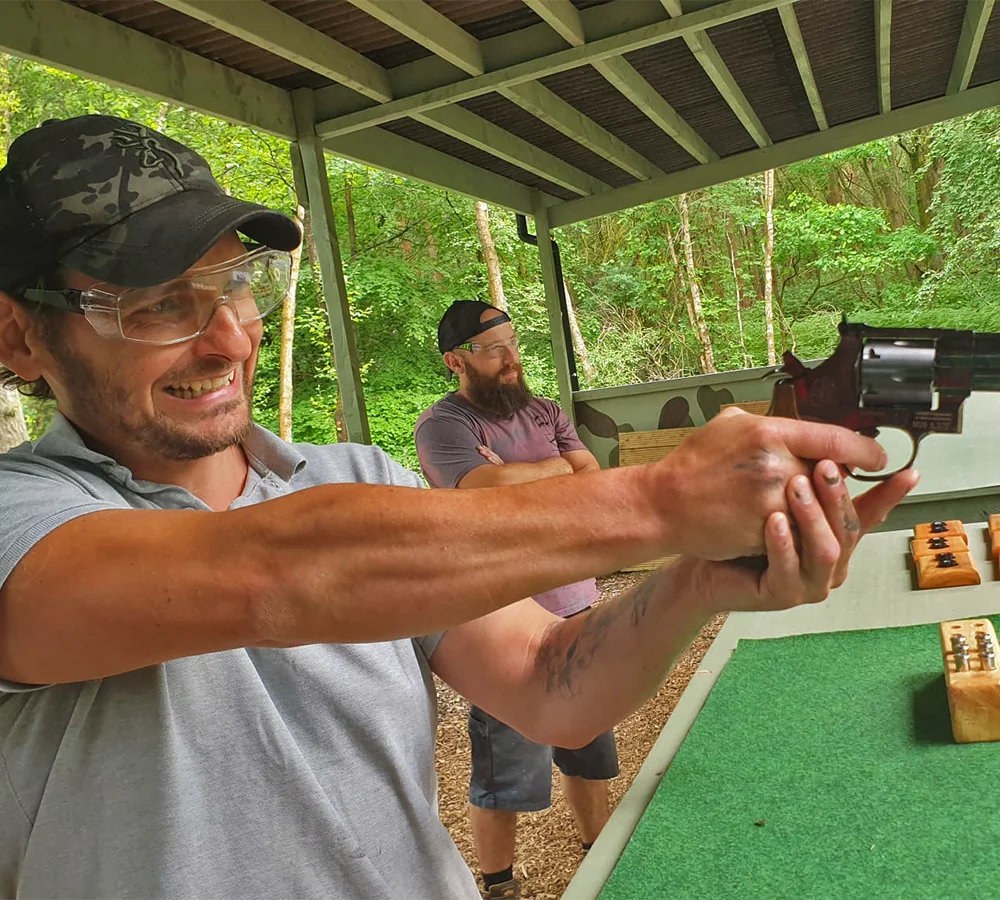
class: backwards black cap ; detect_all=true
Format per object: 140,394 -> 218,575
0,115 -> 301,292
437,300 -> 510,354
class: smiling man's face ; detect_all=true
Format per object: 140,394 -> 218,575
32,233 -> 262,463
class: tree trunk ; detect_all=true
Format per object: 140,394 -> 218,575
762,169 -> 777,366
678,193 -> 717,374
155,102 -> 170,132
278,205 -> 306,442
665,222 -> 704,371
726,221 -> 752,368
474,201 -> 507,311
562,278 -> 596,382
426,222 -> 443,282
0,59 -> 28,450
398,217 -> 413,259
344,177 -> 357,261
0,389 -> 28,452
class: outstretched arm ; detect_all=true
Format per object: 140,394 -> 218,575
2,413 -> 895,686
432,462 -> 917,748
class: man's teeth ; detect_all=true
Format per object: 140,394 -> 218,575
165,371 -> 235,399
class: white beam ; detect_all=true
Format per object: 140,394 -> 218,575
661,0 -> 771,147
415,106 -> 607,195
549,79 -> 1000,227
315,0 -> 792,138
346,0 -> 485,76
499,82 -> 663,179
777,4 -> 827,130
0,0 -> 295,138
596,58 -> 718,163
157,0 -> 392,103
876,0 -> 892,113
948,0 -> 996,94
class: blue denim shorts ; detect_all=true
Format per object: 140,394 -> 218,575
467,704 -> 619,812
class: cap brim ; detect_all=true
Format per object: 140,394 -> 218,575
61,190 -> 302,288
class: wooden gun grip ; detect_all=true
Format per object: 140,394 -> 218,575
767,381 -> 800,419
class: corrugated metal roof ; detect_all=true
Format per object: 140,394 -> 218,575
796,0 -> 880,128
891,0 -> 967,108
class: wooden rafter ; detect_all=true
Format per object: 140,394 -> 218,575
948,0 -> 997,94
660,0 -> 771,148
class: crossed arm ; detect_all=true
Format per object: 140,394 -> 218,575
458,447 -> 599,488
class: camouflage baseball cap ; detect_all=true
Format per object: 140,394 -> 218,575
0,115 -> 301,292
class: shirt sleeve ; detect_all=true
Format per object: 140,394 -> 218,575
414,413 -> 488,489
0,456 -> 125,693
551,403 -> 588,454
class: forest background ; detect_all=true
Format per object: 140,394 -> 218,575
2,55 -> 999,471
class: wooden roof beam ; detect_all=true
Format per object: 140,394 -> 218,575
317,0 -> 790,138
157,0 -> 393,102
160,0 -> 596,196
660,0 -> 771,148
0,0 -> 296,137
777,4 -> 827,130
524,0 -> 718,164
549,79 -> 1000,227
876,0 -> 892,113
323,127 -> 548,214
417,105 -> 608,195
345,0 -> 663,181
948,0 -> 997,94
499,82 -> 663,179
346,0 -> 485,76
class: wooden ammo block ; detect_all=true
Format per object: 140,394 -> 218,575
940,618 -> 1000,743
916,551 -> 981,589
988,516 -> 1000,560
913,520 -> 968,544
911,535 -> 967,559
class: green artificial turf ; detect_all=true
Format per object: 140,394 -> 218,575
601,618 -> 1000,900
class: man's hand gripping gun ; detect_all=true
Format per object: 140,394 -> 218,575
768,320 -> 1000,481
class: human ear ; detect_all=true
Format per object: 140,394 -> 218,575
0,293 -> 44,382
443,351 -> 464,376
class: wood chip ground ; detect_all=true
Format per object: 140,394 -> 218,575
434,573 -> 725,899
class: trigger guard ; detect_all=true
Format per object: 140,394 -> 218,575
843,429 -> 920,483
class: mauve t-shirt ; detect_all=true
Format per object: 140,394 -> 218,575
414,392 -> 597,617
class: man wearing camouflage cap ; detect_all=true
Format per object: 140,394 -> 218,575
0,115 -> 915,899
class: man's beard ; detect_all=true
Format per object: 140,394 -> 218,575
465,362 -> 533,419
53,347 -> 254,462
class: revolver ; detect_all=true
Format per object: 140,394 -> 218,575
768,319 -> 1000,481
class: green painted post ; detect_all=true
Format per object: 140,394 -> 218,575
291,88 -> 370,444
532,203 -> 575,419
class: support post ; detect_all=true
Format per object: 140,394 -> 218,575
532,203 -> 575,418
291,88 -> 370,444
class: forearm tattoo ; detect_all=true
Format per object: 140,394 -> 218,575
535,573 -> 660,700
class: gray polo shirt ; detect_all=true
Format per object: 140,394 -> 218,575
0,414 -> 478,900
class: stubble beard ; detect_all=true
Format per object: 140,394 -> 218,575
55,348 -> 255,462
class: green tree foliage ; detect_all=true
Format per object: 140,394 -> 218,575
4,56 -> 1000,469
